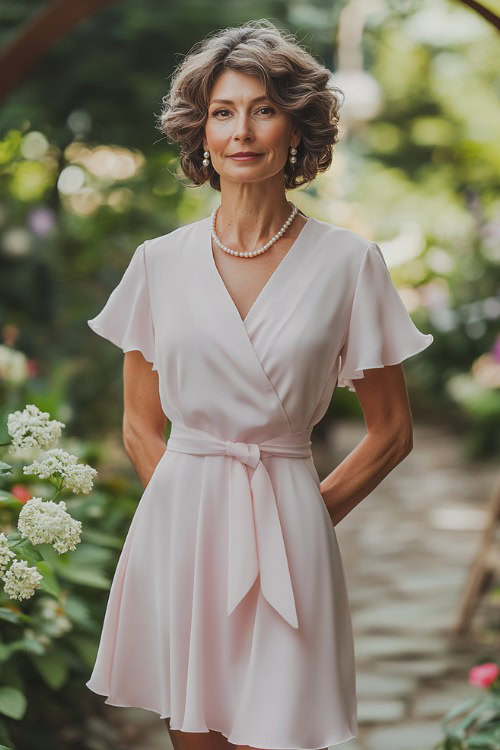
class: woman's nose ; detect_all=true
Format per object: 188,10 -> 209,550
231,114 -> 254,138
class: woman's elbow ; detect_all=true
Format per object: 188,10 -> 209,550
396,423 -> 413,458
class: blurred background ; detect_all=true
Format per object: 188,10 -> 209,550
0,1 -> 499,748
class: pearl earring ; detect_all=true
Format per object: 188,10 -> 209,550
202,151 -> 210,167
289,146 -> 297,165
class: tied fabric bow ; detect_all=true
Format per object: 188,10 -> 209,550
166,422 -> 313,629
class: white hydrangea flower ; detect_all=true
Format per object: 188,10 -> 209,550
17,497 -> 82,554
7,404 -> 65,454
2,559 -> 43,600
24,627 -> 52,648
23,448 -> 97,494
0,532 -> 16,577
39,597 -> 72,637
0,344 -> 29,385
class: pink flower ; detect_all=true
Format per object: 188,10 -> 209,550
10,484 -> 33,504
469,662 -> 499,688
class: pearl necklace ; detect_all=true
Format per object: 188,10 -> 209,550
210,201 -> 299,258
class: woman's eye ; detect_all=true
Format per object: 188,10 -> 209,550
212,106 -> 275,117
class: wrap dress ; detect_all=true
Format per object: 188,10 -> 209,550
85,212 -> 434,749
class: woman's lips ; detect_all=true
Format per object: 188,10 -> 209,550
229,154 -> 263,161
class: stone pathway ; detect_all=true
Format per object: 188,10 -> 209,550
85,420 -> 499,750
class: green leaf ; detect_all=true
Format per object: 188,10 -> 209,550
0,716 -> 16,750
63,595 -> 91,625
0,609 -> 22,625
5,532 -> 21,543
443,735 -> 463,750
7,537 -> 39,556
29,648 -> 68,690
0,461 -> 13,475
67,635 -> 98,669
34,561 -> 61,599
443,736 -> 463,750
0,490 -> 22,507
455,701 -> 497,731
9,542 -> 43,566
0,687 -> 26,720
57,565 -> 110,589
441,696 -> 481,723
467,733 -> 497,747
81,528 -> 123,549
8,637 -> 46,656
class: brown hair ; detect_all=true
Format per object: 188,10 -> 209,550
155,19 -> 344,191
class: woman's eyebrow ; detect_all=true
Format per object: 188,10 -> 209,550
210,96 -> 269,105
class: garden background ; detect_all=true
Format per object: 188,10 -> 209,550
0,1 -> 499,748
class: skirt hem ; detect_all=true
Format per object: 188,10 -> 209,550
86,683 -> 358,748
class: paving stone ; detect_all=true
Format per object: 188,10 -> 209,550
354,634 -> 447,661
104,705 -> 161,726
347,585 -> 393,608
413,688 -> 476,718
376,657 -> 453,679
364,721 -> 443,750
135,724 -> 172,749
392,568 -> 467,592
354,600 -> 455,632
331,738 -> 363,749
85,716 -> 121,742
421,533 -> 479,559
356,671 -> 414,698
357,699 -> 407,723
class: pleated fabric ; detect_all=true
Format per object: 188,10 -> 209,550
85,214 -> 434,749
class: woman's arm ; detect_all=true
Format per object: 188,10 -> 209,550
122,350 -> 167,490
320,363 -> 414,526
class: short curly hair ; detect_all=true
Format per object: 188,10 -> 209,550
155,19 -> 344,191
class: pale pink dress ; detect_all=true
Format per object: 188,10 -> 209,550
85,214 -> 433,748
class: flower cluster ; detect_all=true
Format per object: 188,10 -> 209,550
7,403 -> 65,454
18,497 -> 82,553
0,402 -> 98,603
0,532 -> 16,575
38,596 -> 72,637
0,344 -> 30,385
23,449 -> 97,494
2,559 -> 43,600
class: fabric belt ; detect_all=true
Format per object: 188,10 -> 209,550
166,422 -> 314,630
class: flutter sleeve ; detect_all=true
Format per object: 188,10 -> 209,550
337,241 -> 433,393
87,241 -> 156,370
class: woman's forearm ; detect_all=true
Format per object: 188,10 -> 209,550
123,431 -> 167,490
320,429 -> 412,527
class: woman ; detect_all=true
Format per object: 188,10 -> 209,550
85,19 -> 433,750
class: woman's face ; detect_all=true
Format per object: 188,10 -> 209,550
203,69 -> 300,185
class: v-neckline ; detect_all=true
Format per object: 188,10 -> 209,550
207,213 -> 313,326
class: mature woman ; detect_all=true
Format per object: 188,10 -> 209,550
85,19 -> 433,750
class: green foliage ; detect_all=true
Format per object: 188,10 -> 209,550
431,667 -> 500,750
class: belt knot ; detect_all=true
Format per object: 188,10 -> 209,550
225,440 -> 260,469
165,422 -> 314,630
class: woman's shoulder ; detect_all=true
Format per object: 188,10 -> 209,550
308,215 -> 374,269
143,215 -> 207,257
